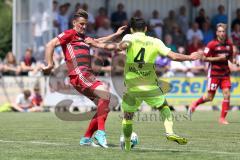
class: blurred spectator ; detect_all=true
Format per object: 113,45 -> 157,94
30,85 -> 43,112
82,3 -> 95,24
155,55 -> 171,76
31,2 -> 50,60
171,24 -> 187,48
231,8 -> 240,30
86,23 -> 97,38
231,23 -> 240,51
163,10 -> 178,35
177,6 -> 189,34
111,3 -> 127,31
149,10 -> 163,39
52,0 -> 59,37
146,24 -> 157,38
20,48 -> 42,76
187,36 -> 204,53
168,47 -> 194,77
95,7 -> 108,29
12,90 -> 32,112
229,45 -> 240,76
202,20 -> 214,45
191,50 -> 206,76
133,9 -> 143,19
195,8 -> 209,30
57,3 -> 70,33
112,54 -> 125,75
186,22 -> 203,43
69,3 -> 82,28
92,51 -> 111,76
53,46 -> 64,69
2,51 -> 21,75
164,34 -> 177,52
211,5 -> 227,28
96,18 -> 114,38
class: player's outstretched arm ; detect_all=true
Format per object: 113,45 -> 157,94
85,38 -> 129,52
41,37 -> 60,74
201,54 -> 227,62
167,51 -> 202,62
95,25 -> 127,43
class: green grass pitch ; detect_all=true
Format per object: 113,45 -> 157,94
0,111 -> 239,160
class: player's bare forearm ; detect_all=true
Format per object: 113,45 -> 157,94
45,37 -> 60,66
167,51 -> 201,61
95,25 -> 127,43
96,33 -> 119,43
85,38 -> 129,52
203,55 -> 227,62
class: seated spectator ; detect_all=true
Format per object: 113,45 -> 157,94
30,85 -> 43,112
177,6 -> 189,34
91,50 -> 111,76
57,3 -> 70,33
164,34 -> 177,52
111,3 -> 127,31
2,51 -> 21,75
155,55 -> 171,76
149,10 -> 163,39
163,10 -> 178,35
20,48 -> 42,76
82,3 -> 95,24
186,22 -> 203,43
86,23 -> 97,38
191,49 -> 207,76
95,7 -> 108,29
132,9 -> 143,19
202,20 -> 214,45
187,36 -> 204,53
68,3 -> 81,28
231,8 -> 240,30
211,5 -> 227,28
96,18 -> 114,38
12,90 -> 33,112
171,24 -> 187,48
112,54 -> 125,75
195,8 -> 209,30
231,23 -> 240,51
168,47 -> 194,77
229,45 -> 240,76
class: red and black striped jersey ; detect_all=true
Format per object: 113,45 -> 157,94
204,39 -> 233,78
57,29 -> 92,75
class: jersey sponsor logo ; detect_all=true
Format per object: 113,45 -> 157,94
128,66 -> 151,77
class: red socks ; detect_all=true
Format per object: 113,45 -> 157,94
221,99 -> 229,119
84,98 -> 110,137
191,96 -> 205,111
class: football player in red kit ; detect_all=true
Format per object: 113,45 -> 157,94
189,23 -> 237,124
42,9 -> 126,148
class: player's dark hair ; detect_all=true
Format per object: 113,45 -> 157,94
74,9 -> 88,20
130,17 -> 146,32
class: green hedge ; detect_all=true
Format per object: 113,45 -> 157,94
0,1 -> 12,59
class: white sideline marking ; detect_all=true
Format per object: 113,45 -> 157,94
0,139 -> 239,156
134,146 -> 240,156
0,140 -> 67,146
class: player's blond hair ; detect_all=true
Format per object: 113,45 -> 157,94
216,23 -> 227,30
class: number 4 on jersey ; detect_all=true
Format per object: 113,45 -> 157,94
134,48 -> 145,68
